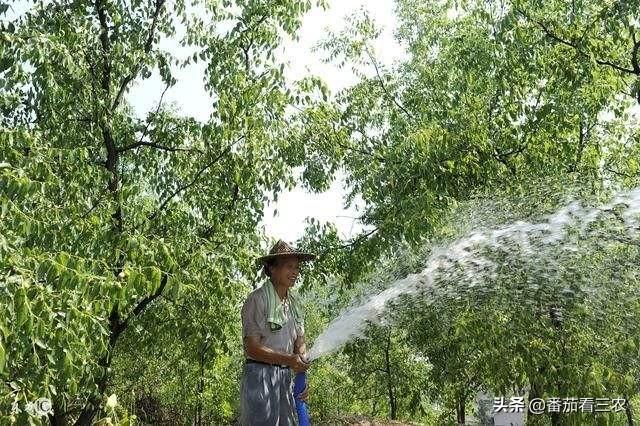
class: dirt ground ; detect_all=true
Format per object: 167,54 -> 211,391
315,415 -> 425,425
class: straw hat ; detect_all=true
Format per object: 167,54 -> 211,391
257,239 -> 316,265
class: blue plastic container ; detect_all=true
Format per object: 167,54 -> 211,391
293,371 -> 311,425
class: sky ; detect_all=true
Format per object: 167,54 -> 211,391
127,0 -> 404,244
258,0 -> 403,243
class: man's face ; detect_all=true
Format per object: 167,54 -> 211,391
269,256 -> 301,288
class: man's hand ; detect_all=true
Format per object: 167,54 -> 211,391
288,354 -> 310,373
299,382 -> 309,401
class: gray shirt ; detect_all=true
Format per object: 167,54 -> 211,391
241,283 -> 304,360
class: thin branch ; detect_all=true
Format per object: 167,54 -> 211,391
119,82 -> 170,153
492,85 -> 545,174
292,104 -> 402,166
148,135 -> 245,221
84,48 -> 101,129
173,183 -> 240,270
329,132 -> 392,164
118,140 -> 203,154
486,85 -> 502,139
340,227 -> 379,249
570,119 -> 596,172
516,8 -> 637,76
241,43 -> 251,73
60,191 -> 110,229
95,0 -> 111,94
234,11 -> 269,77
200,183 -> 240,240
494,145 -> 526,160
365,47 -> 415,121
93,0 -> 124,241
310,227 -> 380,274
111,0 -> 166,110
115,273 -> 169,340
604,166 -> 637,179
238,11 -> 269,40
631,29 -> 640,76
70,116 -> 94,123
625,27 -> 640,73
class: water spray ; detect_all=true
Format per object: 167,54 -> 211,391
306,187 -> 640,361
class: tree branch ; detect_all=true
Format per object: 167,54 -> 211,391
114,273 -> 169,341
117,82 -> 170,153
341,227 -> 379,249
238,11 -> 269,40
492,145 -> 523,175
235,10 -> 269,76
631,30 -> 640,103
94,0 -> 111,95
148,135 -> 245,221
171,183 -> 240,270
604,165 -> 638,179
111,0 -> 166,110
118,140 -> 203,154
569,119 -> 596,172
200,183 -> 240,241
494,145 -> 526,160
516,8 -> 637,76
365,47 -> 415,121
630,28 -> 639,74
93,0 -> 124,236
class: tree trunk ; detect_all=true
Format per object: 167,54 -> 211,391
48,410 -> 67,426
195,335 -> 211,426
73,355 -> 111,424
526,369 -> 546,425
384,331 -> 397,420
196,351 -> 205,426
456,393 -> 466,425
625,394 -> 634,426
47,398 -> 68,426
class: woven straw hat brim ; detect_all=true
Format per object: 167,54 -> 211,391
257,252 -> 316,263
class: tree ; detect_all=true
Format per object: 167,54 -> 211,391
0,0 -> 324,423
293,0 -> 640,286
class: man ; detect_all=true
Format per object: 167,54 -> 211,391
239,239 -> 315,425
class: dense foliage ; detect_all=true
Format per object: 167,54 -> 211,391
1,0 -> 324,423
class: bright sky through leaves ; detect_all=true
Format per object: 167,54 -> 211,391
126,0 -> 404,243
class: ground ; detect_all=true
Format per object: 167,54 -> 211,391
317,415 -> 425,425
